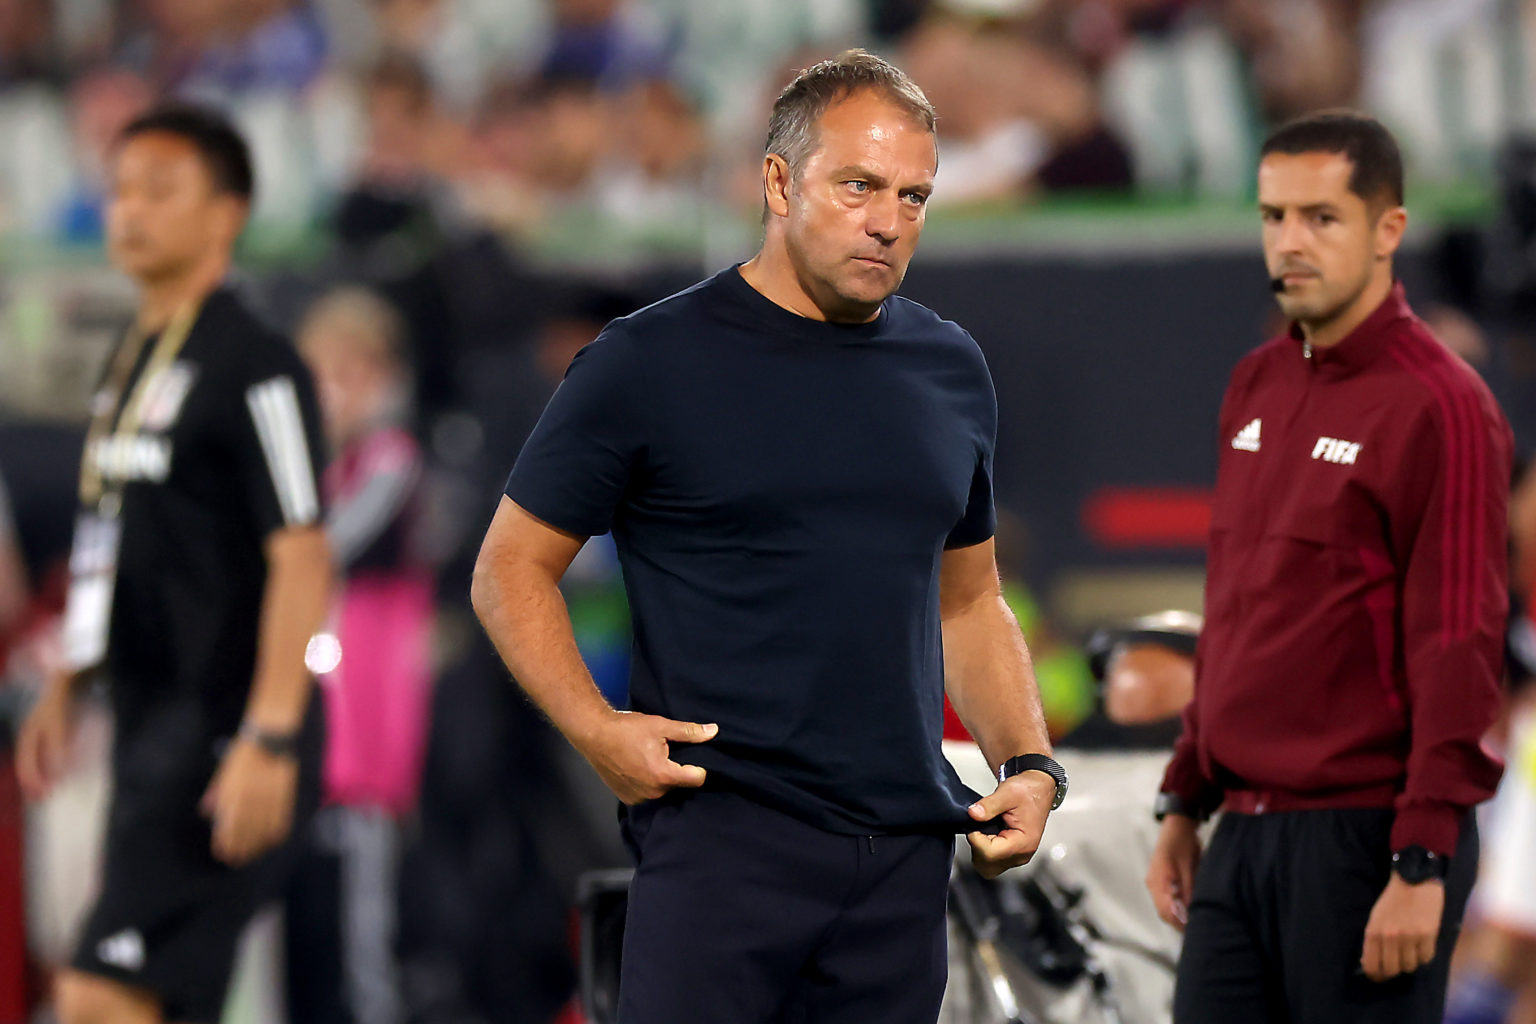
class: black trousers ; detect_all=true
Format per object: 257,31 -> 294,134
1174,807 -> 1478,1024
617,790 -> 952,1024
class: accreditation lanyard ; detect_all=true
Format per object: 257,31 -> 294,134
62,302 -> 201,672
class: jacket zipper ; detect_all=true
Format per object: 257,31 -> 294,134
1261,341 -> 1317,520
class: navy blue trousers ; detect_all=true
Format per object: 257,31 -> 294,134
617,790 -> 952,1024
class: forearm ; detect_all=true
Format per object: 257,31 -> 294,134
245,527 -> 332,733
471,556 -> 615,748
943,593 -> 1051,774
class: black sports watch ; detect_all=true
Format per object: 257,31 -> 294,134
1391,846 -> 1449,885
999,753 -> 1068,810
237,721 -> 302,759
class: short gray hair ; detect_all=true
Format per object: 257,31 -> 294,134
764,49 -> 936,182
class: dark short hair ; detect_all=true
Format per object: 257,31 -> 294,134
1260,110 -> 1404,208
119,103 -> 255,202
765,49 -> 935,180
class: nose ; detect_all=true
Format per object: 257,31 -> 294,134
865,191 -> 901,245
1275,211 -> 1307,255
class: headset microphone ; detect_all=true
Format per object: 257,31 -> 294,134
1270,277 -> 1287,293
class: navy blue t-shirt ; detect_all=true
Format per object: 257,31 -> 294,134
506,265 -> 997,834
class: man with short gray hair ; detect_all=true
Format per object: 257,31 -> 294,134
472,50 -> 1060,1023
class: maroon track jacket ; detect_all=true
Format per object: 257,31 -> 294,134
1160,283 -> 1511,855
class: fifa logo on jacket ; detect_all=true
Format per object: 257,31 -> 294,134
1311,437 -> 1361,465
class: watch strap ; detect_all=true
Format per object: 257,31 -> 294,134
999,753 -> 1068,810
1154,792 -> 1205,823
1391,845 -> 1449,884
237,721 -> 302,759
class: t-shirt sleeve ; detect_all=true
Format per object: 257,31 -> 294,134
944,340 -> 998,550
235,337 -> 328,538
505,326 -> 646,538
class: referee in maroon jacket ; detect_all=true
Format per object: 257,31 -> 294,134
1146,111 -> 1511,1023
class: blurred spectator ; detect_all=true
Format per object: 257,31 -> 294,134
454,74 -> 611,238
1361,0 -> 1530,186
334,51 -> 449,251
0,0 -> 1526,240
0,0 -> 56,85
122,0 -> 329,98
363,0 -> 545,112
588,76 -> 708,233
1097,2 -> 1253,196
451,75 -> 550,239
539,0 -> 666,87
651,0 -> 866,156
1221,0 -> 1363,123
288,287 -> 433,1024
900,15 -> 1131,205
901,16 -> 1047,206
530,76 -> 613,202
1010,33 -> 1134,193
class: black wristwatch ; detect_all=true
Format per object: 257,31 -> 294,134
999,753 -> 1068,810
237,722 -> 302,759
1391,846 -> 1449,885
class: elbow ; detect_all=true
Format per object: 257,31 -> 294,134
470,556 -> 495,626
470,542 -> 513,628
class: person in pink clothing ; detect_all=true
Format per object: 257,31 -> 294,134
288,286 -> 434,1024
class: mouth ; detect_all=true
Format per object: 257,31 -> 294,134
853,256 -> 891,268
1276,268 -> 1319,287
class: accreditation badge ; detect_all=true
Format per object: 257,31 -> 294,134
61,507 -> 123,671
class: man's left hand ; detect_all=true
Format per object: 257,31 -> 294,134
965,771 -> 1055,879
1359,875 -> 1445,981
201,738 -> 300,866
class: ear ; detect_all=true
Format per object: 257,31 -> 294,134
763,154 -> 791,220
1374,204 -> 1407,260
214,195 -> 250,248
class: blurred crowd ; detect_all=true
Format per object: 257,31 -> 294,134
0,0 -> 1528,251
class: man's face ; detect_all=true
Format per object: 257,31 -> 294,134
1258,151 -> 1396,326
779,90 -> 936,321
106,131 -> 238,283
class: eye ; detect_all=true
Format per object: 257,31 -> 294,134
845,180 -> 869,193
1261,209 -> 1281,223
902,191 -> 929,207
1316,212 -> 1337,225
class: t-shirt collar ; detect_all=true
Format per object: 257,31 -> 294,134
722,263 -> 888,340
1288,280 -> 1412,372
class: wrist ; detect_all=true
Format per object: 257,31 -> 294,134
565,704 -> 623,753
